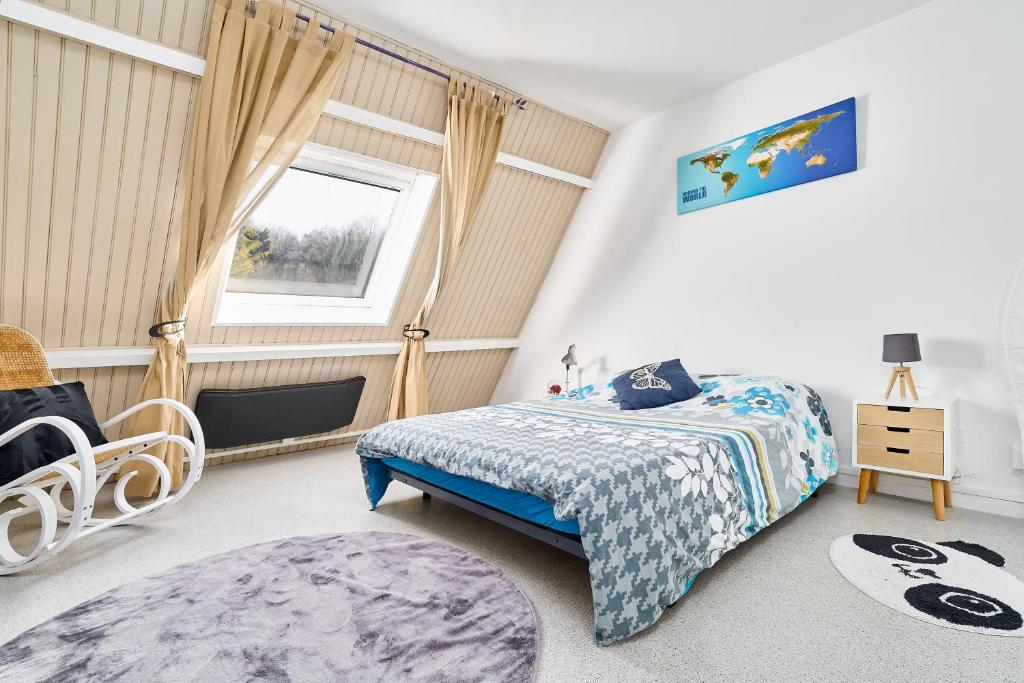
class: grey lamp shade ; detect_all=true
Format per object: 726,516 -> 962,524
560,344 -> 578,367
882,333 -> 921,363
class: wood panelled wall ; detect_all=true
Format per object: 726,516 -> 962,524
0,0 -> 607,462
53,348 -> 513,461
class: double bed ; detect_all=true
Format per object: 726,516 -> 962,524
356,373 -> 838,645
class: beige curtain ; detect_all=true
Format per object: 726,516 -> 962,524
124,0 -> 355,496
387,81 -> 508,420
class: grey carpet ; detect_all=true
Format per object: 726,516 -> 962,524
0,532 -> 538,682
4,446 -> 1024,680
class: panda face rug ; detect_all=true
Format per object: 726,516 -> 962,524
830,534 -> 1024,636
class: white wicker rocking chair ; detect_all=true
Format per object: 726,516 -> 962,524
0,325 -> 205,574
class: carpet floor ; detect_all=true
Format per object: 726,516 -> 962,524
2,444 -> 1021,681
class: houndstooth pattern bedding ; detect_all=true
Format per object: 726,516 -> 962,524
356,374 -> 838,645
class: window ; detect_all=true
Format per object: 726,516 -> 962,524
214,144 -> 437,326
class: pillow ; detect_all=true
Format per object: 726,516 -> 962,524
612,359 -> 701,410
590,372 -> 624,403
0,382 -> 107,486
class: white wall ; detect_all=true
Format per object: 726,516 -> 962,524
494,0 -> 1024,510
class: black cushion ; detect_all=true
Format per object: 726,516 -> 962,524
0,382 -> 107,486
612,359 -> 702,410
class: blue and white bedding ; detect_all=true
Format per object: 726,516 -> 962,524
356,374 -> 838,645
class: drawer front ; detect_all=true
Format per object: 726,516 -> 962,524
856,443 -> 944,475
858,404 -> 944,431
858,424 -> 943,453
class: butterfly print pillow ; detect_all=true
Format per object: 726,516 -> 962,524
611,359 -> 702,410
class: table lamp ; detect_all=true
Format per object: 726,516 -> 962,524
883,333 -> 921,400
560,344 -> 578,394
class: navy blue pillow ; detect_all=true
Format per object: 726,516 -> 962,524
612,359 -> 701,410
0,382 -> 107,486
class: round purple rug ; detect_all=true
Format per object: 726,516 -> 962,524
0,532 -> 538,681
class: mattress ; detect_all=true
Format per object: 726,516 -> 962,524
381,457 -> 581,536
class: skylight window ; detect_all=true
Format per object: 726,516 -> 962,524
214,144 -> 437,326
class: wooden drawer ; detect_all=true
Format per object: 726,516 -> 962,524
858,424 -> 943,453
856,443 -> 944,475
858,404 -> 944,431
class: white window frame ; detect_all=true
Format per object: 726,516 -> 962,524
213,143 -> 437,326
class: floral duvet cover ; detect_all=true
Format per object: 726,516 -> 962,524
356,374 -> 838,645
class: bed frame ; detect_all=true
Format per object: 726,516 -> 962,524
384,465 -> 587,559
385,463 -> 819,563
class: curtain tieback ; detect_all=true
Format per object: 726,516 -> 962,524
149,319 -> 186,338
402,324 -> 430,340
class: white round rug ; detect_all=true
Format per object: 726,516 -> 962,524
830,534 -> 1024,637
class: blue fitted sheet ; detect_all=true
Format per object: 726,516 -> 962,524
380,456 -> 581,536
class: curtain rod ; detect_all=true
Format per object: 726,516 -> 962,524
293,12 -> 527,110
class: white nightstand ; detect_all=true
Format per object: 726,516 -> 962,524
852,395 -> 958,520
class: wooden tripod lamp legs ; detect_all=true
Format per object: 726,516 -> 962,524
884,369 -> 899,400
904,369 -> 919,400
884,365 -> 919,400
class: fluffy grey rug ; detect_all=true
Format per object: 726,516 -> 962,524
831,534 -> 1024,637
0,532 -> 538,681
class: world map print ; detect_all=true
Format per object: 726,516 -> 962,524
677,97 -> 857,214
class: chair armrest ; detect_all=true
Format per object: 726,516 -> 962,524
99,398 -> 205,456
92,432 -> 169,457
0,416 -> 98,488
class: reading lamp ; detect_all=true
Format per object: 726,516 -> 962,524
560,344 -> 578,393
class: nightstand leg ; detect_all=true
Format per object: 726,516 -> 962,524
869,470 -> 879,493
930,479 -> 945,520
857,469 -> 872,504
942,480 -> 952,507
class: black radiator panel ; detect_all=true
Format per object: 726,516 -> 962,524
194,377 -> 365,449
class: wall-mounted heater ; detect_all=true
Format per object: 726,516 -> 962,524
194,377 -> 365,449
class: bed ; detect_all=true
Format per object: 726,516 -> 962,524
356,373 -> 838,645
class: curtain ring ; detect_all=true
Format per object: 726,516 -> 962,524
149,319 -> 186,338
402,324 -> 430,339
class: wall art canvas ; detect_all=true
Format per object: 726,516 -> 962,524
677,97 -> 857,214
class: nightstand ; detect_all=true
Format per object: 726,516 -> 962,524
852,395 -> 958,520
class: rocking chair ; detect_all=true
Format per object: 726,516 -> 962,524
0,325 -> 205,574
